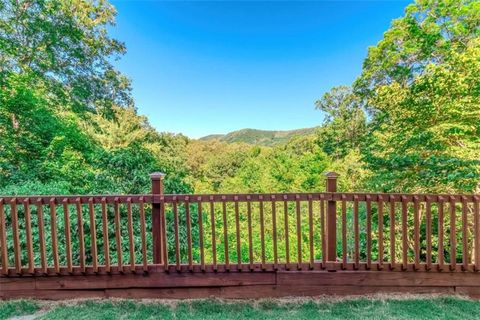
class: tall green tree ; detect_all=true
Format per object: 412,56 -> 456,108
315,86 -> 367,160
355,0 -> 480,193
0,0 -> 131,113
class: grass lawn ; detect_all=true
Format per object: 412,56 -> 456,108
1,296 -> 480,320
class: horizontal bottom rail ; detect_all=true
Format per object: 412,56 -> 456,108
2,262 -> 480,277
2,270 -> 480,300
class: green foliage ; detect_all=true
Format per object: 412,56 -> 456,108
200,127 -> 319,146
354,0 -> 480,193
315,86 -> 367,160
0,0 -> 132,113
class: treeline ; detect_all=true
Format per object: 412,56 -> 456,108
1,0 -> 479,198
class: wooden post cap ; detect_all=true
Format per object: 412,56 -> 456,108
150,172 -> 166,180
324,172 -> 339,179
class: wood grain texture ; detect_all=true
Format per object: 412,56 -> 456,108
2,270 -> 479,300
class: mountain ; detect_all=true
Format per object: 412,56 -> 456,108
199,127 -> 318,146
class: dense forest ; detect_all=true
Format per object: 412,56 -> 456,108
1,0 -> 479,268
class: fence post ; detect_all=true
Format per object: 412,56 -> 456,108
325,172 -> 339,262
150,172 -> 165,265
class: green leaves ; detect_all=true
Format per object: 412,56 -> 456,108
355,1 -> 480,193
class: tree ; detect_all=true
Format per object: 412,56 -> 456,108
355,0 -> 480,193
315,86 -> 367,159
0,0 -> 132,114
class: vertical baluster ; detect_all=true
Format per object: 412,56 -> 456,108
389,195 -> 396,270
126,198 -> 135,271
401,196 -> 408,270
101,197 -> 110,273
173,199 -> 181,271
320,194 -> 326,267
23,199 -> 34,274
185,197 -> 193,271
413,196 -> 420,270
139,197 -> 148,272
271,196 -> 278,269
89,198 -> 98,272
62,199 -> 72,273
0,199 -> 8,275
366,195 -> 372,270
474,196 -> 480,272
209,198 -> 217,271
450,196 -> 456,271
341,195 -> 347,269
283,196 -> 290,268
438,197 -> 445,271
161,195 -> 168,270
259,196 -> 266,269
76,198 -> 86,273
308,195 -> 314,270
377,195 -> 384,270
11,199 -> 21,274
113,197 -> 123,273
197,198 -> 205,271
353,195 -> 359,269
222,197 -> 229,270
425,196 -> 432,271
49,198 -> 59,274
295,196 -> 302,269
461,196 -> 468,271
234,196 -> 241,269
247,197 -> 254,270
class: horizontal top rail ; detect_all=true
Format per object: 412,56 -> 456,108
1,192 -> 479,204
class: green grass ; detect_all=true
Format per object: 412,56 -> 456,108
0,300 -> 39,320
1,297 -> 480,320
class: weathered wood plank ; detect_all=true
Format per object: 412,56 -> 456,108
277,271 -> 480,287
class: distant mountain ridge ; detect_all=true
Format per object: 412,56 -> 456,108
199,127 -> 318,146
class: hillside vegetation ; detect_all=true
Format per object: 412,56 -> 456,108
200,127 -> 318,146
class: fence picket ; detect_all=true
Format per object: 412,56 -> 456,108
425,197 -> 432,271
89,198 -> 98,272
450,197 -> 457,270
185,198 -> 193,271
113,197 -> 123,272
139,197 -> 148,272
63,199 -> 72,273
49,198 -> 59,273
377,195 -> 384,270
283,197 -> 290,267
23,199 -> 34,273
295,196 -> 302,268
101,197 -> 110,273
0,199 -> 8,275
308,196 -> 314,269
389,196 -> 395,270
126,198 -> 135,271
11,199 -> 21,274
438,197 -> 445,271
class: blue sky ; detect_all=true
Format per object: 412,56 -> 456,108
110,1 -> 410,138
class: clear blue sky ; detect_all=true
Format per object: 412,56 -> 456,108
110,0 -> 410,138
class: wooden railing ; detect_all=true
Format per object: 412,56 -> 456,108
0,172 -> 479,276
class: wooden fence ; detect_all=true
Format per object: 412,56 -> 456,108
1,172 -> 480,299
